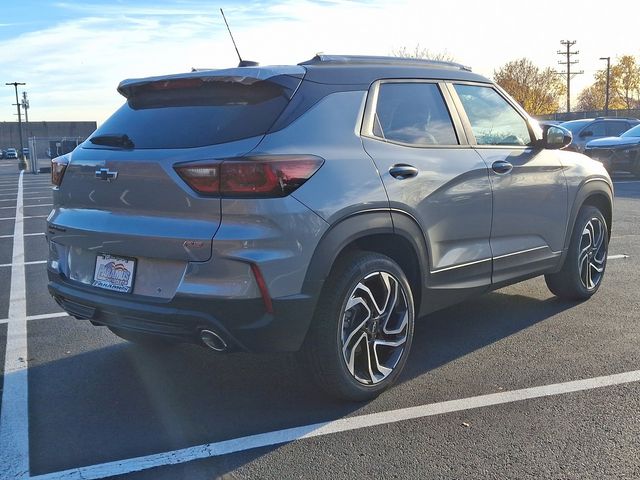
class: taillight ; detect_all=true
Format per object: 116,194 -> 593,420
174,155 -> 324,198
51,156 -> 69,187
175,164 -> 219,194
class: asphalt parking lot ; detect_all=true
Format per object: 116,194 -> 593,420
1,157 -> 639,479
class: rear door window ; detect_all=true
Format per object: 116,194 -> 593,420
606,121 -> 630,136
453,84 -> 532,146
89,75 -> 301,149
372,82 -> 458,146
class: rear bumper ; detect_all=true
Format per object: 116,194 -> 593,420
48,271 -> 316,353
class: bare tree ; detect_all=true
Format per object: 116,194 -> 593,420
577,84 -> 606,111
390,44 -> 456,62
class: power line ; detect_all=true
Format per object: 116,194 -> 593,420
555,40 -> 584,113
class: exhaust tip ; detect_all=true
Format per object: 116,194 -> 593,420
200,329 -> 228,352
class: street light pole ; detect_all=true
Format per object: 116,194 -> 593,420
5,81 -> 26,163
600,57 -> 611,116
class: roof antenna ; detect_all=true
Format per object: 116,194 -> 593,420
220,8 -> 258,67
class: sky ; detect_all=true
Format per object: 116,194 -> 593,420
0,0 -> 638,124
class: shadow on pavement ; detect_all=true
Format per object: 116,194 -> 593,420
22,288 -> 578,477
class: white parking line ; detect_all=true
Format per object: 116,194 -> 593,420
0,312 -> 69,325
30,369 -> 640,480
0,215 -> 48,221
0,233 -> 44,239
0,191 -> 50,196
0,171 -> 30,479
0,204 -> 51,210
0,260 -> 47,268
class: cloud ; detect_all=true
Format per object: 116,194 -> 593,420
0,1 -> 374,122
0,0 -> 637,123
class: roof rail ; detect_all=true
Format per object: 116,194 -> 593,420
594,116 -> 640,121
299,54 -> 472,72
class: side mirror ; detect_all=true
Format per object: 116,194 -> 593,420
580,130 -> 593,138
541,125 -> 572,150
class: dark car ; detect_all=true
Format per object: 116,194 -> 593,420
560,117 -> 640,153
584,123 -> 640,177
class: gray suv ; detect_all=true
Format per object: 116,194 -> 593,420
48,55 -> 613,400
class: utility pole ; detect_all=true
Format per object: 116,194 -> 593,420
599,57 -> 611,115
5,81 -> 26,161
21,92 -> 32,172
556,40 -> 583,113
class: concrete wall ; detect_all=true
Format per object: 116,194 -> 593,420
0,121 -> 97,149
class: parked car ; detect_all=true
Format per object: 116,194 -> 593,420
47,55 -> 613,400
5,148 -> 18,160
537,120 -> 562,127
584,123 -> 640,177
22,147 -> 29,158
560,117 -> 640,153
0,150 -> 4,159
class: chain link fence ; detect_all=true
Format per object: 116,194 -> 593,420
27,136 -> 85,174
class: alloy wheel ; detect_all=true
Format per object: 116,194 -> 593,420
578,217 -> 607,290
340,271 -> 411,385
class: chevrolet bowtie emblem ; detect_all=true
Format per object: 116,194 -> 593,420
95,168 -> 118,181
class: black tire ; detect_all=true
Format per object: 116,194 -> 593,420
301,251 -> 415,401
545,205 -> 608,300
108,326 -> 176,348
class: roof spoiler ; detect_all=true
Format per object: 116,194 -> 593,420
117,66 -> 306,98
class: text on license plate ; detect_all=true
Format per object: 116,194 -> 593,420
93,254 -> 136,293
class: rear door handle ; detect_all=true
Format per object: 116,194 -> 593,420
492,160 -> 513,175
389,164 -> 419,179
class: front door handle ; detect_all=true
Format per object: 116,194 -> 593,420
492,160 -> 513,174
389,164 -> 419,179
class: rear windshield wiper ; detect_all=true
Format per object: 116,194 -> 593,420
89,133 -> 135,149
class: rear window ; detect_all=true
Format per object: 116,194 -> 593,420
89,74 -> 301,149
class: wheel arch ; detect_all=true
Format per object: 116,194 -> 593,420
558,178 -> 613,268
301,210 -> 429,314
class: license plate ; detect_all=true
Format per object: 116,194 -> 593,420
93,254 -> 136,293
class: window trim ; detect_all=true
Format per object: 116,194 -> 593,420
360,79 -> 469,149
446,81 -> 537,149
